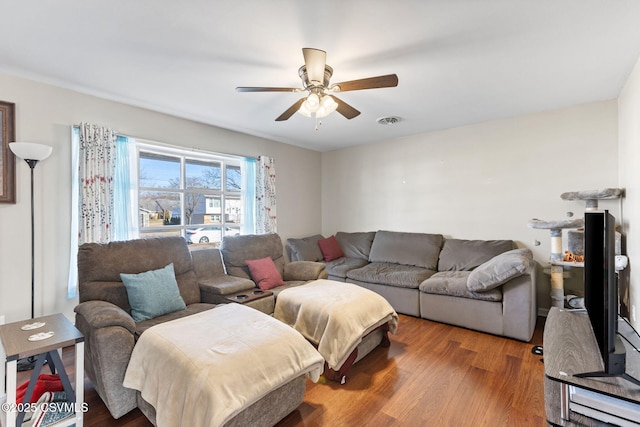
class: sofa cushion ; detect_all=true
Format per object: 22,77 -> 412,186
438,239 -> 514,272
347,262 -> 436,289
325,257 -> 370,279
318,235 -> 345,261
134,303 -> 215,339
368,230 -> 443,269
419,271 -> 502,302
221,233 -> 286,280
335,231 -> 376,260
287,234 -> 324,262
246,257 -> 286,290
120,263 -> 187,322
467,249 -> 533,292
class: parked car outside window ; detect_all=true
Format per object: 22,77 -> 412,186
186,227 -> 239,244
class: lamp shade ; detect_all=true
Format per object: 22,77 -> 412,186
9,142 -> 53,161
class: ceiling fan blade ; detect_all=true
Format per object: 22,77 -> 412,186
236,86 -> 300,92
329,95 -> 361,119
302,48 -> 326,85
330,74 -> 398,92
275,98 -> 306,121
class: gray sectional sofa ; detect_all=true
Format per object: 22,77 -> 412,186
74,236 -> 322,424
287,230 -> 537,342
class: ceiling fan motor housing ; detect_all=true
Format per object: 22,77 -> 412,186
299,65 -> 334,89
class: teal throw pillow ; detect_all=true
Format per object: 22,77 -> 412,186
120,263 -> 186,322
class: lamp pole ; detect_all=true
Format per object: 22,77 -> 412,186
9,143 -> 52,319
26,159 -> 39,319
9,142 -> 52,372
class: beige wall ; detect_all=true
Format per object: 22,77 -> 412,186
0,69 -> 632,322
322,101 -> 620,312
619,55 -> 640,328
0,72 -> 322,323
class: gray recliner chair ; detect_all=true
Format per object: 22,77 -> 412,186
74,236 -> 217,419
220,233 -> 328,298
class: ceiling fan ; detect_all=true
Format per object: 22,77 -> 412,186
236,48 -> 399,121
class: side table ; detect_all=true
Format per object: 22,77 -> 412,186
0,314 -> 84,427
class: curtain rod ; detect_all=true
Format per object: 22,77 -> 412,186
72,124 -> 258,160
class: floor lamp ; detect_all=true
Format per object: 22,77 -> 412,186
9,142 -> 53,371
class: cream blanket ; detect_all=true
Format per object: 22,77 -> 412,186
123,304 -> 324,427
274,279 -> 399,370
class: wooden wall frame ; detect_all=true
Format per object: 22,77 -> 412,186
0,100 -> 16,204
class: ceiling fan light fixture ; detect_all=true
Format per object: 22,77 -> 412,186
304,93 -> 320,112
315,95 -> 338,118
298,101 -> 312,117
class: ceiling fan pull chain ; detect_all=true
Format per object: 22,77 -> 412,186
315,117 -> 322,131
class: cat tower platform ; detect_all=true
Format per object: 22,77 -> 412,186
528,188 -> 624,308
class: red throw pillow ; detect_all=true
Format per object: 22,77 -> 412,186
318,235 -> 345,262
245,257 -> 286,290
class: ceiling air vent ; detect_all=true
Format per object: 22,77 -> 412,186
376,116 -> 401,125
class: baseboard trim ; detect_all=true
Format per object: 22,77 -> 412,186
538,307 -> 550,318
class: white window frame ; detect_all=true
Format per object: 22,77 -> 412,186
135,140 -> 246,243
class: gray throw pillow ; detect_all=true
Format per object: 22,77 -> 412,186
467,249 -> 533,292
120,263 -> 186,322
287,234 -> 324,261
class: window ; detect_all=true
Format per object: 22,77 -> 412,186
137,142 -> 247,247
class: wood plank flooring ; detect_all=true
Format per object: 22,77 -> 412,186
19,314 -> 546,426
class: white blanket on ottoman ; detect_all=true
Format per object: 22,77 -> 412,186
123,303 -> 324,427
274,279 -> 399,370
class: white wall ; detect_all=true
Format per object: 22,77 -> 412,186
0,72 -> 322,324
619,55 -> 640,327
322,101 -> 620,311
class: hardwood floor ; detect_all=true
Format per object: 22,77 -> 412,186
20,314 -> 546,426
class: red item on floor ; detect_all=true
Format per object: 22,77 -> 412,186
16,374 -> 64,403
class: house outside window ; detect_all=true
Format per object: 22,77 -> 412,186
137,143 -> 245,246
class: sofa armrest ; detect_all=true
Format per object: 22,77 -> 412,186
74,300 -> 137,418
199,276 -> 256,304
74,300 -> 136,333
501,263 -> 538,342
284,261 -> 328,281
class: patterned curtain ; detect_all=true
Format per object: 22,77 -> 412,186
78,122 -> 117,243
255,155 -> 277,234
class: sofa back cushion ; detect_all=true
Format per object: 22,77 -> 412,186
189,247 -> 226,279
221,233 -> 286,280
77,236 -> 200,310
438,239 -> 515,272
368,230 -> 443,269
286,234 -> 324,262
335,231 -> 376,260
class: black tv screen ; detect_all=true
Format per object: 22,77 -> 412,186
583,210 -> 619,371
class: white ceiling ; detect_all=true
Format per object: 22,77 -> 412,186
2,0 -> 640,152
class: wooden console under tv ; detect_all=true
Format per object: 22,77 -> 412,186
544,307 -> 640,426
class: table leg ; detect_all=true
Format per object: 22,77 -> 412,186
16,353 -> 47,425
75,341 -> 84,426
46,350 -> 75,403
4,360 -> 16,427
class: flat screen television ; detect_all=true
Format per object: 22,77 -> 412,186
576,210 -> 638,385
